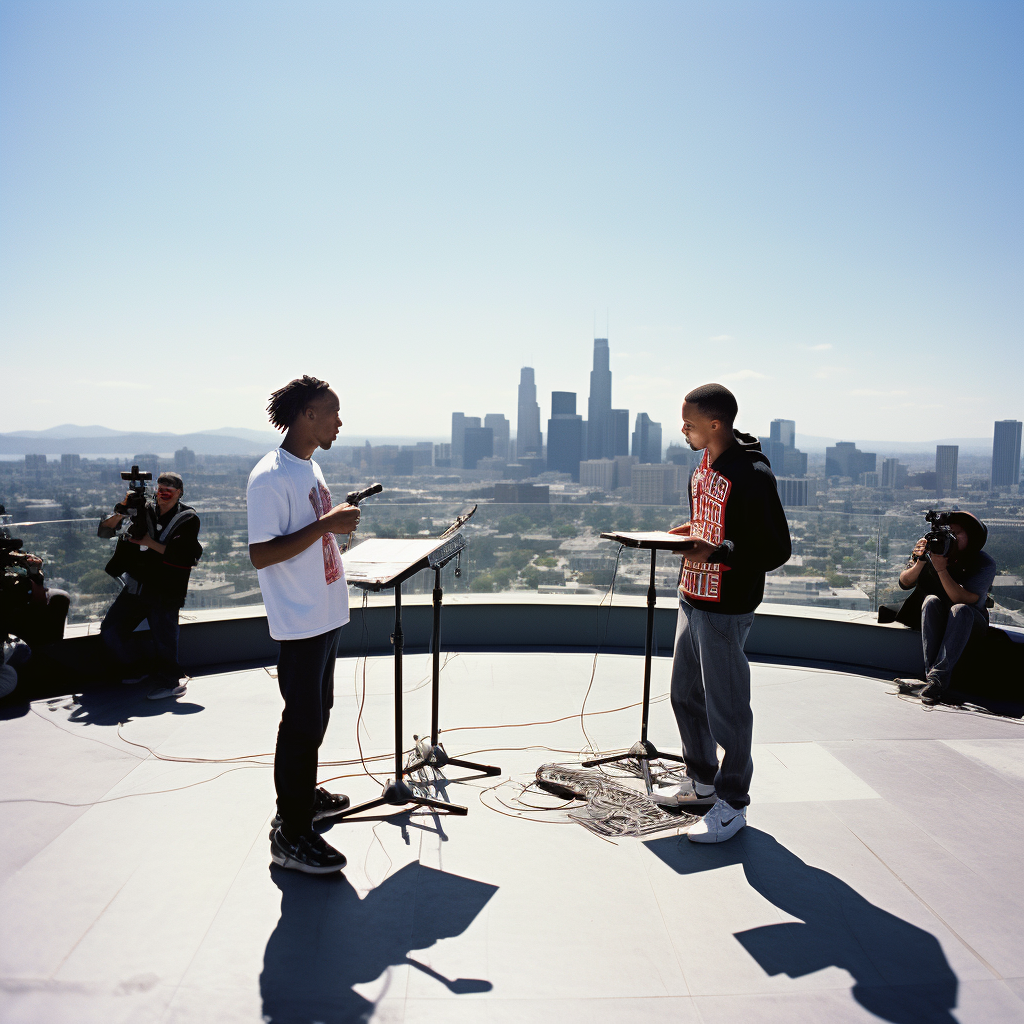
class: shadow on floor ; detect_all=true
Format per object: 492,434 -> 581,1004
260,860 -> 498,1024
645,827 -> 958,1024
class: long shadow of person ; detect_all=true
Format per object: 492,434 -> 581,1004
260,860 -> 498,1024
65,686 -> 204,726
645,828 -> 958,1024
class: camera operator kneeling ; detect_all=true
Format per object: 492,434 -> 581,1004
895,512 -> 996,705
98,472 -> 202,700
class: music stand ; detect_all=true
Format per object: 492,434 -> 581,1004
581,531 -> 694,793
330,533 -> 488,820
403,562 -> 501,780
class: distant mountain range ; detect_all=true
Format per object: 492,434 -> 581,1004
795,435 -> 995,456
0,426 -> 443,457
0,425 -> 999,458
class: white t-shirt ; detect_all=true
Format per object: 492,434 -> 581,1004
246,448 -> 349,641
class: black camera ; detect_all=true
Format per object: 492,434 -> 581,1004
113,466 -> 154,541
1,506 -> 32,636
0,505 -> 27,571
923,509 -> 957,558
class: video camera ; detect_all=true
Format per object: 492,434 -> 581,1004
1,506 -> 32,630
0,505 -> 26,571
923,509 -> 958,559
113,465 -> 154,541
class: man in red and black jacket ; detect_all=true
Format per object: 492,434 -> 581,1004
651,383 -> 791,843
98,472 -> 202,699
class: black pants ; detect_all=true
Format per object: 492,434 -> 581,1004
275,626 -> 344,838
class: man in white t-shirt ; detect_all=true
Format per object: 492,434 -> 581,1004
247,375 -> 361,875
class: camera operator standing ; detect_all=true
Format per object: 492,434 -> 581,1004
98,471 -> 202,699
895,511 -> 997,705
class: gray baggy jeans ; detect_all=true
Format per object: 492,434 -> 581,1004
921,594 -> 987,690
669,599 -> 756,808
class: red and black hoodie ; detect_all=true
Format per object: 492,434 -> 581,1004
679,431 -> 792,615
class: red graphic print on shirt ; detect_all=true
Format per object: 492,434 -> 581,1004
680,449 -> 731,602
308,482 -> 342,585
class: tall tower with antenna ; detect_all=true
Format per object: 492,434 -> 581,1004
587,337 -> 613,459
517,367 -> 542,457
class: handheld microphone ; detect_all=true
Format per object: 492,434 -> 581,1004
339,482 -> 382,555
345,482 -> 383,506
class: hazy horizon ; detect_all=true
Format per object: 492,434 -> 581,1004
3,2 -> 1021,440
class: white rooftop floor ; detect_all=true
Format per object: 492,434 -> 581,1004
1,650 -> 1023,1023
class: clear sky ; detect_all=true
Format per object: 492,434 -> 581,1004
2,1 -> 1021,443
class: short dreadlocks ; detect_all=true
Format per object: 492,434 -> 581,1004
266,375 -> 332,432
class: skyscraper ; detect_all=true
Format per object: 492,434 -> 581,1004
758,437 -> 787,473
881,457 -> 904,489
770,419 -> 796,449
609,409 -> 630,456
547,391 -> 584,480
992,420 -> 1022,489
586,338 -> 613,459
935,445 -> 958,497
825,442 -> 876,479
517,368 -> 542,457
451,412 -> 466,470
463,426 -> 494,470
484,414 -> 510,461
632,413 -> 662,464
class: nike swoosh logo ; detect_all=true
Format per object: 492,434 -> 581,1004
720,814 -> 740,827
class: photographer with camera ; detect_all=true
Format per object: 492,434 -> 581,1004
1,508 -> 71,698
894,511 -> 997,705
97,470 -> 202,700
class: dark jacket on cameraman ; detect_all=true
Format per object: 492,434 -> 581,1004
679,431 -> 792,616
99,502 -> 202,609
896,512 -> 996,629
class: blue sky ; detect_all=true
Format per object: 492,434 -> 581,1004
2,1 -> 1021,442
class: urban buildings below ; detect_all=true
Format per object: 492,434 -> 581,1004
992,420 -> 1022,490
579,458 -> 617,491
825,441 -> 876,480
174,447 -> 197,473
631,462 -> 677,504
492,482 -> 549,503
777,477 -> 810,507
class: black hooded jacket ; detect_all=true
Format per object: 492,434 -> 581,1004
679,431 -> 792,615
895,511 -> 997,629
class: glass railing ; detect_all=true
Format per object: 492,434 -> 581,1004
5,505 -> 1023,628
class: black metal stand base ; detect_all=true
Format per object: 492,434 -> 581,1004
581,740 -> 685,795
406,737 -> 501,779
330,777 -> 468,820
578,546 -> 687,795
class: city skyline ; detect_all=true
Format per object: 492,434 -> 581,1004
2,4 -> 1021,439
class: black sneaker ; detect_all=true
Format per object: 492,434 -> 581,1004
270,827 -> 346,874
920,681 -> 946,706
271,787 -> 351,829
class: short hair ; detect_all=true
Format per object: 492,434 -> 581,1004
266,375 -> 332,432
684,383 -> 738,425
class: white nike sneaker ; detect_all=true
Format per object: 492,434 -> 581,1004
650,778 -> 717,806
687,798 -> 747,843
